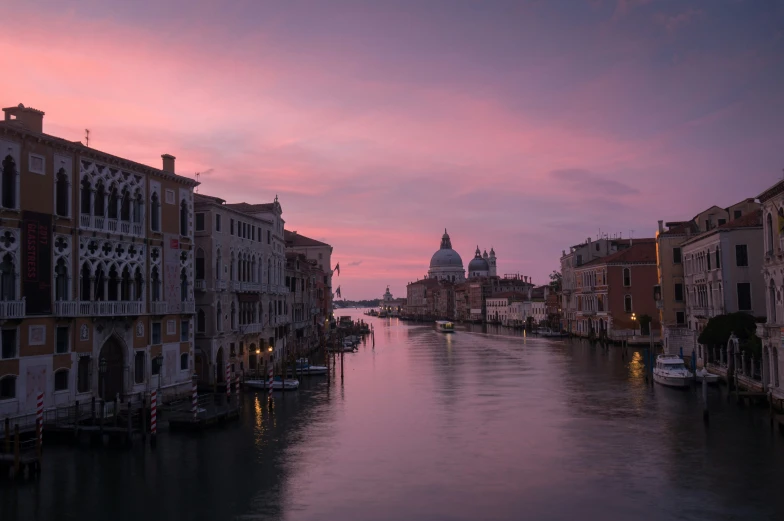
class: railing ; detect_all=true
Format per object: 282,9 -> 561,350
150,301 -> 168,315
0,298 -> 25,319
216,280 -> 227,291
53,300 -> 79,316
181,301 -> 196,314
194,279 -> 206,291
240,282 -> 261,292
79,213 -> 144,237
262,283 -> 268,293
241,323 -> 263,334
228,281 -> 241,292
78,301 -> 144,316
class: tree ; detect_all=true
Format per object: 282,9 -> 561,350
638,314 -> 652,336
697,312 -> 761,357
549,270 -> 562,292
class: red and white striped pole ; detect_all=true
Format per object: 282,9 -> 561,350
226,363 -> 231,400
267,367 -> 274,393
234,372 -> 240,397
191,380 -> 198,420
150,389 -> 158,435
36,390 -> 44,448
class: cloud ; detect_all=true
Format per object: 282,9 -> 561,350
655,8 -> 703,33
347,260 -> 363,267
549,169 -> 641,196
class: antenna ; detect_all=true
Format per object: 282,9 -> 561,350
195,172 -> 200,193
85,129 -> 90,148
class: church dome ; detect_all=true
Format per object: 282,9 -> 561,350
468,246 -> 489,274
430,230 -> 463,268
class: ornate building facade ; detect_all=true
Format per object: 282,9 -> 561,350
0,103 -> 198,417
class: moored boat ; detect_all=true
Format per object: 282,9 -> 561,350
435,320 -> 455,333
695,368 -> 719,384
290,358 -> 328,376
539,328 -> 567,337
653,355 -> 693,388
244,377 -> 300,390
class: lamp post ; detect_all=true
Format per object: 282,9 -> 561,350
631,313 -> 637,337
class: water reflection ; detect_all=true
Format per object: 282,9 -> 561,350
3,310 -> 784,521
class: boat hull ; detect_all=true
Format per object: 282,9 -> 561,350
653,373 -> 691,388
244,379 -> 300,390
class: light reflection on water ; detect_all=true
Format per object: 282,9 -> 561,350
2,309 -> 784,521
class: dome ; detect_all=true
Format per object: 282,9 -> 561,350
468,256 -> 489,272
430,248 -> 463,268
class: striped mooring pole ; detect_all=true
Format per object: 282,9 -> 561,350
150,389 -> 158,435
226,363 -> 231,400
36,390 -> 44,448
234,372 -> 240,397
267,367 -> 274,393
191,380 -> 198,420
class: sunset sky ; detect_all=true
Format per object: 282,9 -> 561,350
3,0 -> 782,299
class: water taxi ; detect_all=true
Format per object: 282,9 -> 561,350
435,320 -> 455,333
653,355 -> 693,388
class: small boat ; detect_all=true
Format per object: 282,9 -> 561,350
695,368 -> 719,384
539,328 -> 567,337
329,342 -> 357,352
244,377 -> 299,390
290,358 -> 328,376
653,355 -> 693,388
435,320 -> 455,333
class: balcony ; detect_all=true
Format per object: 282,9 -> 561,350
240,323 -> 263,334
53,300 -> 79,317
195,279 -> 206,292
261,283 -> 268,293
78,301 -> 144,316
228,281 -> 241,292
79,214 -> 144,238
150,301 -> 168,315
216,280 -> 227,291
181,301 -> 196,314
240,282 -> 261,293
0,299 -> 25,319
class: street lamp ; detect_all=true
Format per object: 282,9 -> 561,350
99,357 -> 107,400
631,313 -> 637,337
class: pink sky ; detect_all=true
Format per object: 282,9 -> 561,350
3,1 -> 782,299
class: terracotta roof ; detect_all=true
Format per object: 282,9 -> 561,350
659,221 -> 699,237
194,193 -> 225,204
408,278 -> 446,288
225,202 -> 277,213
682,209 -> 762,246
579,240 -> 656,267
284,230 -> 331,248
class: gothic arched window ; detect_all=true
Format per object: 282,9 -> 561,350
150,267 -> 161,302
1,155 -> 16,209
150,192 -> 160,232
94,180 -> 105,217
180,268 -> 188,302
768,213 -> 775,254
197,308 -> 205,333
56,168 -> 69,217
180,200 -> 188,236
55,258 -> 69,301
80,176 -> 92,215
121,189 -> 131,221
0,253 -> 15,301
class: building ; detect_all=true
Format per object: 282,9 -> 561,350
0,103 -> 198,417
573,239 -> 659,340
560,237 -> 634,333
380,286 -> 406,316
530,286 -> 548,326
428,230 -> 465,282
486,292 -> 528,326
681,210 -> 764,355
285,251 -> 323,356
468,247 -> 490,279
284,230 -> 334,318
655,200 -> 760,354
758,180 -> 784,400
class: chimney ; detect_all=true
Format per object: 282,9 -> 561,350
3,104 -> 44,133
161,154 -> 176,173
658,220 -> 663,234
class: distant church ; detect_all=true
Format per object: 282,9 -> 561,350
427,229 -> 496,282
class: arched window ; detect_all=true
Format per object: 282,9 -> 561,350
770,279 -> 777,324
0,375 -> 16,399
251,256 -> 256,283
56,168 -> 69,217
216,302 -> 223,332
230,252 -> 235,281
150,267 -> 161,302
180,200 -> 188,236
197,308 -> 205,333
150,192 -> 160,232
180,353 -> 189,371
121,189 -> 131,221
80,262 -> 91,301
134,267 -> 144,301
2,155 -> 17,209
133,191 -> 144,224
195,248 -> 205,280
54,369 -> 69,391
622,268 -> 631,287
768,213 -> 775,254
120,266 -> 132,301
267,258 -> 272,284
180,268 -> 188,302
107,265 -> 119,301
231,302 -> 236,330
94,180 -> 105,217
0,253 -> 16,301
55,258 -> 69,301
216,249 -> 222,281
80,176 -> 92,215
624,294 -> 632,313
108,185 -> 118,219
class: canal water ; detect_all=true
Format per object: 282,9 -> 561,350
4,309 -> 784,521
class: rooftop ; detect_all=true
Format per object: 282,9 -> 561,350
284,230 -> 331,248
681,209 -> 762,246
579,239 -> 656,267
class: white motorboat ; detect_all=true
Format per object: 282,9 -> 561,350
695,368 -> 719,385
244,377 -> 300,390
653,355 -> 693,388
435,320 -> 455,333
290,358 -> 328,376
